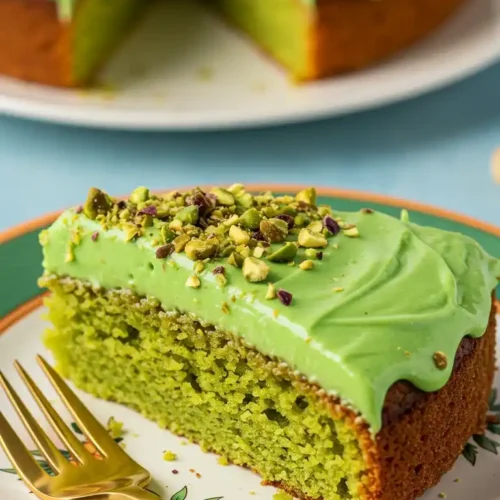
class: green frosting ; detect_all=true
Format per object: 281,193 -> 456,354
40,206 -> 500,432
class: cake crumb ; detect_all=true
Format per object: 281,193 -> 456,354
163,451 -> 177,462
196,472 -> 202,478
106,416 -> 124,439
218,456 -> 229,466
249,491 -> 256,495
273,492 -> 293,500
172,469 -> 179,475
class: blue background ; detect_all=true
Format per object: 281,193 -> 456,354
0,63 -> 499,232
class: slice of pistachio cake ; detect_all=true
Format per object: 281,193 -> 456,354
39,185 -> 500,500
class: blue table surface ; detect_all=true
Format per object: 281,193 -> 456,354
1,63 -> 499,232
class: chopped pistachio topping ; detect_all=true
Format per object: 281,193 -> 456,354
216,274 -> 227,287
156,243 -> 174,259
307,220 -> 323,233
267,242 -> 297,263
173,234 -> 190,253
228,252 -> 244,268
186,275 -> 201,288
343,227 -> 360,238
130,186 -> 150,204
229,225 -> 250,245
194,261 -> 205,274
243,257 -> 270,282
299,260 -> 314,271
260,218 -> 288,243
295,187 -> 317,206
239,208 -> 262,229
84,187 -> 113,220
185,239 -> 218,261
65,243 -> 75,263
304,248 -> 317,259
75,185 -> 358,305
265,283 -> 276,300
298,228 -> 328,248
277,289 -> 293,306
175,206 -> 199,225
433,351 -> 448,370
211,187 -> 235,206
253,246 -> 265,258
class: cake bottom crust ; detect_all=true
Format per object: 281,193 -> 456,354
40,275 -> 497,500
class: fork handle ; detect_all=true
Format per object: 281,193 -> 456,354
102,486 -> 161,499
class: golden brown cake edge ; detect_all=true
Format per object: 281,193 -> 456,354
266,298 -> 497,499
0,0 -> 73,87
307,0 -> 469,80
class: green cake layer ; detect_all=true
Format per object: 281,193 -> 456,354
50,0 -> 149,85
212,0 -> 311,78
71,0 -> 149,84
41,275 -> 366,500
39,185 -> 500,432
56,0 -> 312,82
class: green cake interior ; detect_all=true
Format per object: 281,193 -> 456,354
42,275 -> 367,500
71,0 -> 149,84
62,0 -> 310,84
211,0 -> 311,78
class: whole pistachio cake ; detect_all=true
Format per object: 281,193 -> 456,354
39,185 -> 500,500
1,0 -> 467,86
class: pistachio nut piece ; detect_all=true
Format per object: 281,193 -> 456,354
242,257 -> 270,283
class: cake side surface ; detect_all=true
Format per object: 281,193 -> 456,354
311,0 -> 468,79
373,301 -> 497,500
0,0 -> 72,86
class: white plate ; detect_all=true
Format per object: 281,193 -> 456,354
1,306 -> 500,500
0,0 -> 498,130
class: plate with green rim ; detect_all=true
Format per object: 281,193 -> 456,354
1,186 -> 500,500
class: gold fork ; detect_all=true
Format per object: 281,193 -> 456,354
0,355 -> 158,499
